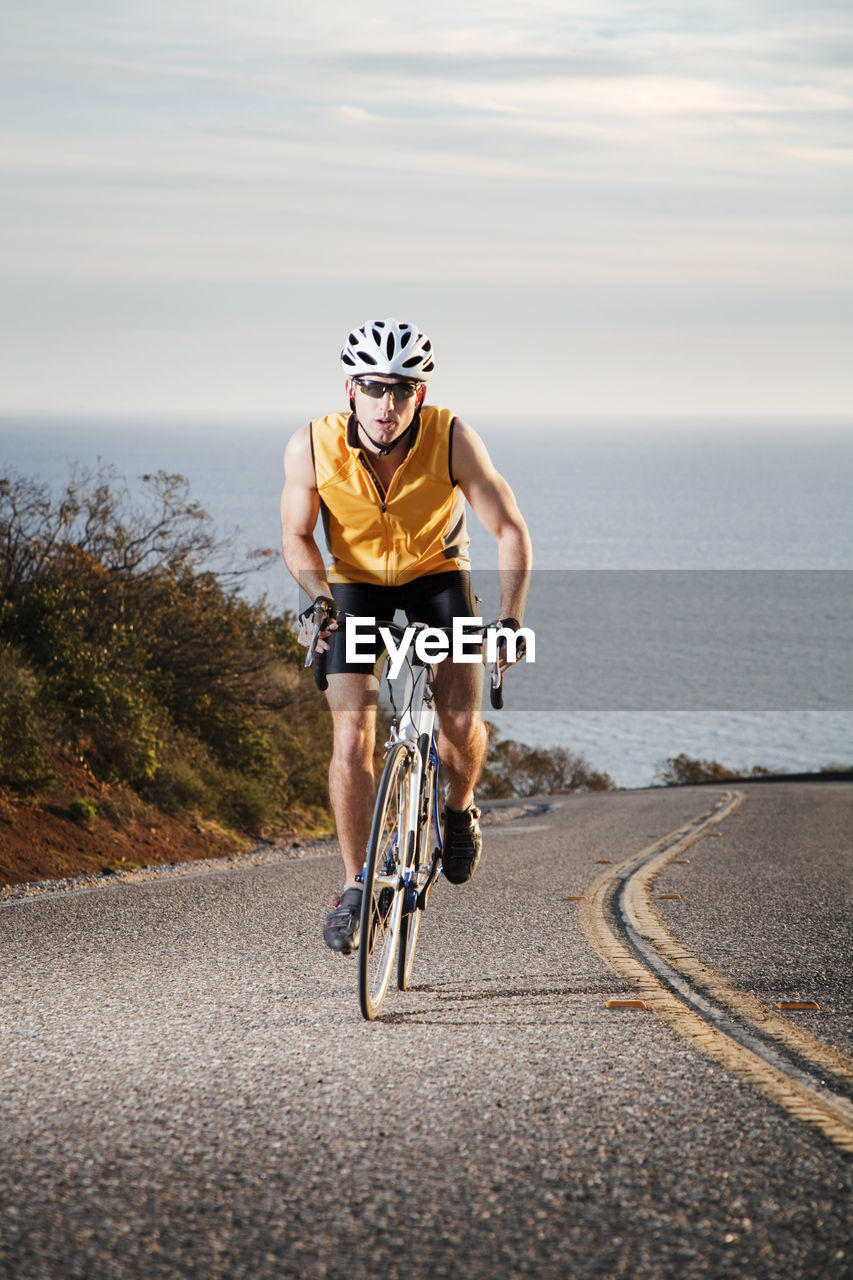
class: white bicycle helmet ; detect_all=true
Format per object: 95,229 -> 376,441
340,318 -> 435,380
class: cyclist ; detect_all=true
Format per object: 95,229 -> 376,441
280,318 -> 532,954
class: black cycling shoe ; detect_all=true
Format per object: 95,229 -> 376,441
323,886 -> 363,954
441,805 -> 482,885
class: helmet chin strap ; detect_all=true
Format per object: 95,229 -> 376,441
354,410 -> 417,457
360,426 -> 408,455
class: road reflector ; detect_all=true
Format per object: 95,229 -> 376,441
673,858 -> 690,864
606,999 -> 647,1010
597,858 -> 614,864
658,893 -> 682,899
567,895 -> 585,901
777,1001 -> 821,1011
708,831 -> 722,838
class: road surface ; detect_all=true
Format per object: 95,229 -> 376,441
1,782 -> 851,1279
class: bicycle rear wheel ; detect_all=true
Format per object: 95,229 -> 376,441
397,754 -> 437,991
359,743 -> 410,1020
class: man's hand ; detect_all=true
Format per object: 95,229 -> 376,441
488,617 -> 527,676
297,595 -> 339,653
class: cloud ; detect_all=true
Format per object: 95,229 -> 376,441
335,105 -> 378,126
1,0 -> 851,415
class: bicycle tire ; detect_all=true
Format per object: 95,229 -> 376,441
359,742 -> 410,1020
397,753 -> 437,991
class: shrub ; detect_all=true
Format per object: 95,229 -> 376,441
0,645 -> 51,790
655,754 -> 736,785
652,753 -> 780,785
145,757 -> 211,818
479,724 -> 615,798
0,465 -> 333,838
220,773 -> 283,834
69,797 -> 99,826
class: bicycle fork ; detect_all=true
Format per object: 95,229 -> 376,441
397,663 -> 442,916
400,740 -> 425,917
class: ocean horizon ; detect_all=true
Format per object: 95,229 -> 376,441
3,414 -> 851,788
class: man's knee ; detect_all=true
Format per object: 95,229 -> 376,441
439,707 -> 487,751
434,657 -> 484,717
331,717 -> 375,771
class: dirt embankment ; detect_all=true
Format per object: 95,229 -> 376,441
0,756 -> 249,889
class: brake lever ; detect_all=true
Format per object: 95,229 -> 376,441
304,622 -> 322,668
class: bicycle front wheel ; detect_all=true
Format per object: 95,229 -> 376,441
359,743 -> 410,1020
397,754 -> 437,991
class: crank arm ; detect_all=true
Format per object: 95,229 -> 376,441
416,847 -> 443,912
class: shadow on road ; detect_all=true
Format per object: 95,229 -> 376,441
379,976 -> 620,1026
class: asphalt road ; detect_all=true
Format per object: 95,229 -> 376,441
1,783 -> 851,1280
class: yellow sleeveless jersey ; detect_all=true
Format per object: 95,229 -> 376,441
310,405 -> 471,586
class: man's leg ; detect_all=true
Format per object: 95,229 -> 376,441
434,658 -> 488,884
326,671 -> 380,885
320,671 -> 380,954
434,658 -> 488,807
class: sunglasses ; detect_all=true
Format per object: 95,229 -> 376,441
354,378 -> 421,401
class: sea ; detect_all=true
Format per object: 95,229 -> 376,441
2,415 -> 852,790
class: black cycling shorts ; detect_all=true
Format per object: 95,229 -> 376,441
323,570 -> 479,676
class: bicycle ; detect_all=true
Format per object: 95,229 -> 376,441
305,609 -> 514,1019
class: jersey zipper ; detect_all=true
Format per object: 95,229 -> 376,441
358,435 -> 420,583
358,453 -> 395,581
359,454 -> 387,511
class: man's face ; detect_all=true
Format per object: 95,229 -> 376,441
348,376 -> 427,449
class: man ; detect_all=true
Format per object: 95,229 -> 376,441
281,318 -> 532,954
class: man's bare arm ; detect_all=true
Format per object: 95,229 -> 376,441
451,419 -> 533,623
280,426 -> 331,601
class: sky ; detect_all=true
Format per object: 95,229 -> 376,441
1,0 -> 852,422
